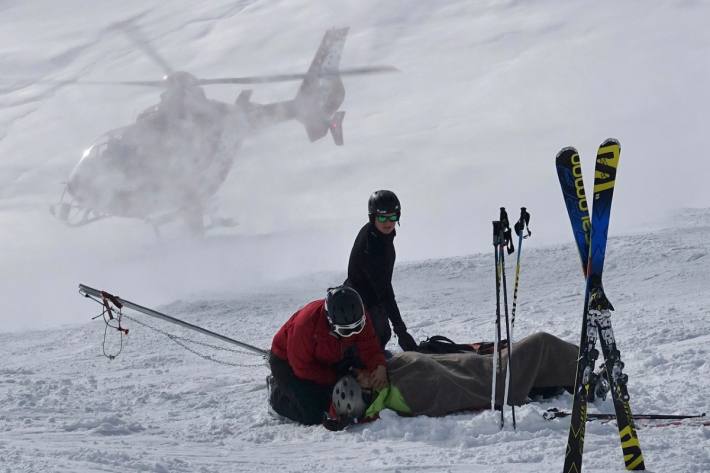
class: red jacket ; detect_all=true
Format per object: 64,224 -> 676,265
271,299 -> 386,386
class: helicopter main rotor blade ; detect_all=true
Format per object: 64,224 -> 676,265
80,80 -> 166,87
335,65 -> 400,76
197,65 -> 399,85
7,79 -> 167,87
5,65 -> 398,88
113,21 -> 175,76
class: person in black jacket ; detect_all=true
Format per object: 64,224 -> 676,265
344,190 -> 418,351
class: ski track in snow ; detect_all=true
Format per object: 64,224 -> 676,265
2,217 -> 709,473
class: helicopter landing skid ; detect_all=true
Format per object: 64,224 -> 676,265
50,200 -> 109,227
51,193 -> 237,234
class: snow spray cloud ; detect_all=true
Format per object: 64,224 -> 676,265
3,0 -> 710,331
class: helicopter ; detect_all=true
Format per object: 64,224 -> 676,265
49,26 -> 396,235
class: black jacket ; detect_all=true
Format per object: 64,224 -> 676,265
344,222 -> 406,334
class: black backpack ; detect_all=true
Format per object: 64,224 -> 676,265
417,336 -> 509,355
417,335 -> 477,354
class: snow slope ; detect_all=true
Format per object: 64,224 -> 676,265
1,212 -> 709,472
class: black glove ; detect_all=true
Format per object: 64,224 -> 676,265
333,345 -> 364,378
396,330 -> 418,352
322,414 -> 352,431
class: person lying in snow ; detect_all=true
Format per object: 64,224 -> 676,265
324,331 -> 580,430
268,285 -> 388,425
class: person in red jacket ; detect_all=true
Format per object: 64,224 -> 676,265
268,285 -> 387,425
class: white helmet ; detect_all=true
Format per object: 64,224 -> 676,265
332,375 -> 367,418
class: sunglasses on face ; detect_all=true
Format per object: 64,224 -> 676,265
375,214 -> 399,223
332,316 -> 366,338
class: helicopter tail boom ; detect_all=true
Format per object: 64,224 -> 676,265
293,27 -> 348,146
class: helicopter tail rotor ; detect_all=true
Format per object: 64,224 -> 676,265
329,111 -> 345,146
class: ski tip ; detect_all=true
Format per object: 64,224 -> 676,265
600,137 -> 620,148
556,146 -> 579,160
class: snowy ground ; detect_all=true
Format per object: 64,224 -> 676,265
2,212 -> 709,473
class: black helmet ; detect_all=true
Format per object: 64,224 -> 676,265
368,190 -> 401,216
325,286 -> 366,337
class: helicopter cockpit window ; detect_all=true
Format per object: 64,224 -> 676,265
112,141 -> 143,164
84,142 -> 108,160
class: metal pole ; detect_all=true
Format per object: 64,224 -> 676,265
491,220 -> 504,428
504,207 -> 530,428
499,207 -> 515,430
79,284 -> 269,357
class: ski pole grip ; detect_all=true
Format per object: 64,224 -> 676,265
499,207 -> 509,229
522,207 -> 531,234
514,207 -> 532,238
492,221 -> 502,246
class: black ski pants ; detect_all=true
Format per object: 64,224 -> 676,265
268,353 -> 332,425
369,304 -> 391,350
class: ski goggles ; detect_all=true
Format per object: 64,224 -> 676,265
332,316 -> 366,338
375,214 -> 399,223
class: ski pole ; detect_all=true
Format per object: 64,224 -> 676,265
491,220 -> 503,422
503,208 -> 531,428
510,207 -> 531,333
544,408 -> 706,421
499,207 -> 516,430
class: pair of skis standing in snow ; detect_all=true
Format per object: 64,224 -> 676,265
556,138 -> 641,472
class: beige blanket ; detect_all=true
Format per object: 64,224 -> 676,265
387,332 -> 578,416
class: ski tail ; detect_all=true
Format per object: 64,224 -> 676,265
562,296 -> 594,473
597,317 -> 645,470
556,147 -> 591,275
588,138 -> 620,281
